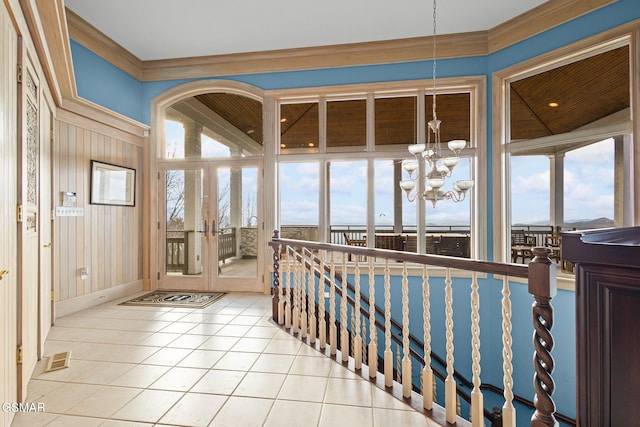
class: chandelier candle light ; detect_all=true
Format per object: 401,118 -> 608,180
399,0 -> 473,207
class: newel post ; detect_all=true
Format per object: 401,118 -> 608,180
528,247 -> 558,427
271,230 -> 281,323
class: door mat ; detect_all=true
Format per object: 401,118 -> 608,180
119,291 -> 225,309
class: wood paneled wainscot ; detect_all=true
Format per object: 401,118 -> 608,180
54,110 -> 145,316
561,227 -> 640,427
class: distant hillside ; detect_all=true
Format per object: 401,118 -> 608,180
563,217 -> 614,229
514,217 -> 614,229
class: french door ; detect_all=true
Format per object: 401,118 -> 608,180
158,160 -> 263,292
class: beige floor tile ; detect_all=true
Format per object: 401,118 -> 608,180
297,343 -> 326,357
138,332 -> 180,347
33,358 -> 95,382
214,351 -> 259,371
66,385 -> 142,418
215,324 -> 252,337
324,377 -> 373,407
141,347 -> 191,366
44,414 -> 105,427
10,411 -> 59,427
159,321 -> 198,334
186,323 -> 224,335
289,355 -> 334,377
177,349 -> 226,369
149,366 -> 207,391
319,404 -> 373,427
244,325 -> 280,339
199,336 -> 239,351
329,360 -> 362,379
264,400 -> 322,427
165,333 -> 210,349
71,361 -> 136,385
209,396 -> 273,427
39,382 -> 103,413
98,420 -> 153,426
158,393 -> 227,426
250,353 -> 295,374
111,389 -> 183,423
217,306 -> 246,315
191,369 -> 245,395
74,343 -> 158,364
25,379 -> 64,401
240,307 -> 271,316
107,331 -> 154,345
373,408 -> 438,426
110,364 -> 170,388
263,338 -> 302,355
372,386 -> 413,410
228,315 -> 260,326
230,337 -> 270,353
233,372 -> 286,398
25,293 -> 436,427
201,313 -> 236,324
278,374 -> 328,402
153,311 -> 191,322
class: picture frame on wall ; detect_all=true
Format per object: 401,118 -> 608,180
90,160 -> 136,207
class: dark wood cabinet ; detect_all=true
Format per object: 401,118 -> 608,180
561,227 -> 640,427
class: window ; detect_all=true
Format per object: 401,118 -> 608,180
279,162 -> 320,241
499,40 -> 631,266
276,80 -> 481,258
327,99 -> 366,151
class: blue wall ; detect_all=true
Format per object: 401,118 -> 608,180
70,0 -> 640,126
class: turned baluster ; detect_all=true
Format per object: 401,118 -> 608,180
528,247 -> 558,427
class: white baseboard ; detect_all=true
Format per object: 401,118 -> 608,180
54,280 -> 144,319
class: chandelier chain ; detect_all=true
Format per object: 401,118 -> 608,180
432,0 -> 437,122
398,0 -> 473,207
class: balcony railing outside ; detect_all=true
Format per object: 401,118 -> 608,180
269,230 -> 562,427
165,228 -> 237,273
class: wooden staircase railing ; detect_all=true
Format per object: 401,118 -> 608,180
269,230 -> 563,427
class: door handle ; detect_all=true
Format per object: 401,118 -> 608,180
0,270 -> 9,281
211,220 -> 216,236
203,220 -> 208,235
43,242 -> 52,248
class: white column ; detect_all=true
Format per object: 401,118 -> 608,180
614,135 -> 633,227
184,119 -> 203,274
549,153 -> 564,229
393,161 -> 404,234
230,166 -> 242,257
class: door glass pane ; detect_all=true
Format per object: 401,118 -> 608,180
218,167 -> 258,279
165,169 -> 204,276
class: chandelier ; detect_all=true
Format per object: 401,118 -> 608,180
399,0 -> 473,207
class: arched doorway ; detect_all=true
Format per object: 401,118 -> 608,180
150,81 -> 267,293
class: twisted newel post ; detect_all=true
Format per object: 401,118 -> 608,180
528,247 -> 558,427
271,230 -> 281,323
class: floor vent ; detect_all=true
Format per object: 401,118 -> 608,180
45,351 -> 71,372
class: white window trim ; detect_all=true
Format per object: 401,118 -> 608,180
270,76 -> 487,260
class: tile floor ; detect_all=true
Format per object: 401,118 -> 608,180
12,292 -> 439,427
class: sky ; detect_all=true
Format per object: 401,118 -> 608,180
511,138 -> 614,224
166,120 -> 615,227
